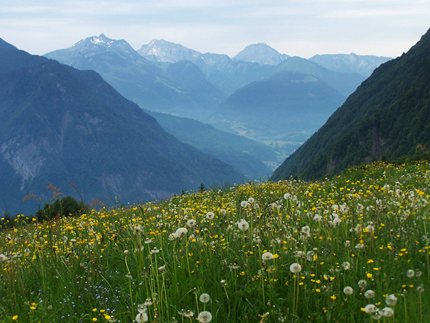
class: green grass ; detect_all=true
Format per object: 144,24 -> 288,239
0,162 -> 429,322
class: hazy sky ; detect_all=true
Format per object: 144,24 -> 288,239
1,0 -> 429,58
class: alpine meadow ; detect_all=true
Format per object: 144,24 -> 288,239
1,1 -> 429,322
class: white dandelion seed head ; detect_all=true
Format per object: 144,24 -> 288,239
186,219 -> 196,227
406,269 -> 415,278
343,286 -> 354,295
364,290 -> 375,299
237,219 -> 249,231
290,263 -> 302,274
342,261 -> 351,270
262,252 -> 274,261
175,227 -> 188,237
379,307 -> 394,317
240,201 -> 249,208
205,212 -> 215,219
197,311 -> 213,323
364,304 -> 377,314
199,293 -> 211,303
135,312 -> 148,322
385,294 -> 398,306
248,197 -> 255,203
358,280 -> 368,289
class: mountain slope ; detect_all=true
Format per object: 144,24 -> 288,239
148,111 -> 281,179
212,71 -> 345,152
0,39 -> 243,214
138,39 -> 202,63
46,35 -> 223,119
272,29 -> 430,181
310,53 -> 391,77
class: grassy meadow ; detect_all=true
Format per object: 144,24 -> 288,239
0,162 -> 429,322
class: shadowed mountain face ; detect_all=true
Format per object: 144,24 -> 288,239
272,29 -> 430,181
0,39 -> 244,215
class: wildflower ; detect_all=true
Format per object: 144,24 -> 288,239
150,247 -> 160,254
12,315 -> 18,321
364,290 -> 375,299
199,293 -> 211,303
197,311 -> 212,323
343,286 -> 354,295
237,219 -> 249,231
385,294 -> 398,306
131,225 -> 144,234
406,269 -> 415,278
262,252 -> 274,261
380,307 -> 394,317
290,263 -> 302,274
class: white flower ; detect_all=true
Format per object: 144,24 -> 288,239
248,197 -> 255,203
237,219 -> 249,231
343,286 -> 354,295
197,311 -> 212,323
131,225 -> 144,234
290,263 -> 302,274
364,290 -> 375,299
406,269 -> 415,278
379,307 -> 394,317
385,294 -> 398,306
301,226 -> 311,235
199,293 -> 210,303
364,304 -> 377,314
158,265 -> 166,273
205,212 -> 215,220
283,193 -> 291,200
135,312 -> 148,322
262,252 -> 274,261
150,247 -> 160,254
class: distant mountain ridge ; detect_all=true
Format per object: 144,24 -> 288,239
233,43 -> 288,65
272,29 -> 430,181
0,38 -> 244,214
310,53 -> 392,77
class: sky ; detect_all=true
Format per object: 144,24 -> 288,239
1,0 -> 429,58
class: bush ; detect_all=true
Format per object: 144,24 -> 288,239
36,196 -> 88,221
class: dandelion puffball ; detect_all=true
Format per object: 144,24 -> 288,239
197,311 -> 213,323
290,263 -> 302,273
199,293 -> 211,303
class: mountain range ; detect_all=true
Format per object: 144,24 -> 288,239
0,38 -> 244,215
46,35 -> 388,159
272,29 -> 430,180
